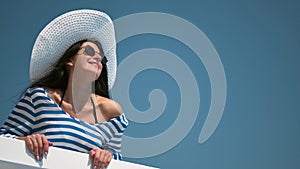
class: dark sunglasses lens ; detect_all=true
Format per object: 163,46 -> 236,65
84,45 -> 95,56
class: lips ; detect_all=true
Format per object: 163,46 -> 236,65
88,61 -> 99,69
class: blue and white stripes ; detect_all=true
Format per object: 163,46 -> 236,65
0,87 -> 128,160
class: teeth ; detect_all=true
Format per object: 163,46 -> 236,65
88,60 -> 100,64
89,62 -> 99,69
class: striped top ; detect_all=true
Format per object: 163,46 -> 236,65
0,87 -> 128,160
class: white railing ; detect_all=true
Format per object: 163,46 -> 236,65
0,137 -> 158,169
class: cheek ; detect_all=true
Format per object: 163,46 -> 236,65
74,57 -> 85,67
96,64 -> 103,77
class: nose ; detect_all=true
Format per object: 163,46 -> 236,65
91,53 -> 102,62
94,57 -> 102,63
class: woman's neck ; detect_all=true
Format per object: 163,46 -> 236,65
64,73 -> 95,113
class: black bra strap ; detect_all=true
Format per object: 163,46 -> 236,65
90,97 -> 98,123
59,89 -> 66,107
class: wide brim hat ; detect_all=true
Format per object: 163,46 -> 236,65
30,9 -> 117,89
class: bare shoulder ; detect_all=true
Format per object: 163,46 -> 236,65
96,96 -> 123,120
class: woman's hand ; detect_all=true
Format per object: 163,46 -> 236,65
18,134 -> 52,161
89,148 -> 112,169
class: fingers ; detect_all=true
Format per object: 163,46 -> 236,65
25,136 -> 34,154
24,134 -> 52,161
41,136 -> 50,156
35,135 -> 43,160
90,148 -> 112,169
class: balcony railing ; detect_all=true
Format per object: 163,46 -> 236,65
0,137 -> 158,169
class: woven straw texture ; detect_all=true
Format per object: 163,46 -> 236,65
30,9 -> 116,89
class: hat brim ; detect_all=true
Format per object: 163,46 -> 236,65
30,9 -> 117,89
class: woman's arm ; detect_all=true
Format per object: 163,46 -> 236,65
0,88 -> 52,160
89,100 -> 128,168
0,88 -> 36,138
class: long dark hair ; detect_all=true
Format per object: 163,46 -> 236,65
30,39 -> 110,98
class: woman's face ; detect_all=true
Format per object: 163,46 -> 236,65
70,42 -> 104,80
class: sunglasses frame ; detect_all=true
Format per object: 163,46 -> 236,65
79,45 -> 108,64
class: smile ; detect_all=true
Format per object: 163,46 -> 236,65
88,61 -> 99,69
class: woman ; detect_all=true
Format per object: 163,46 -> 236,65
0,9 -> 128,169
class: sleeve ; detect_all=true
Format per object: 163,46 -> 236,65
0,88 -> 36,139
101,113 -> 129,160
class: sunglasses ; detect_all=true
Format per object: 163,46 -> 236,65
80,45 -> 108,64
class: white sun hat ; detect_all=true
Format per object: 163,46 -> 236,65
30,9 -> 117,89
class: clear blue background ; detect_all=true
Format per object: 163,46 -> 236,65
0,0 -> 299,169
